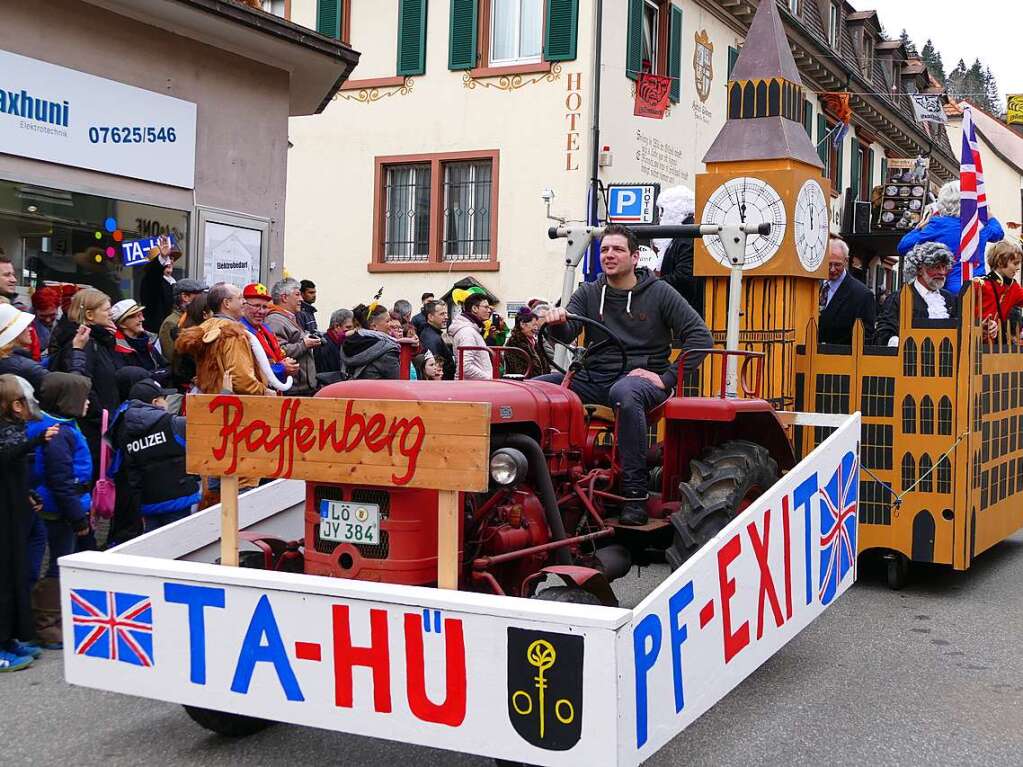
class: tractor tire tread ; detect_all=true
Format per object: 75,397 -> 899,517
665,441 -> 780,569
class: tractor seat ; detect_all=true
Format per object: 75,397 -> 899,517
584,404 -> 616,422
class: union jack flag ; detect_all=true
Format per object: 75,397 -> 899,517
71,589 -> 154,667
959,106 -> 989,282
818,451 -> 858,606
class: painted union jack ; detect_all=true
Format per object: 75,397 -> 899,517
958,106 -> 989,283
818,451 -> 858,606
71,589 -> 154,667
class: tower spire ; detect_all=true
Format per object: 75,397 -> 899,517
703,0 -> 823,168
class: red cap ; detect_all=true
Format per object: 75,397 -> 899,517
243,283 -> 271,300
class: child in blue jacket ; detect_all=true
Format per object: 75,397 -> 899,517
26,372 -> 93,648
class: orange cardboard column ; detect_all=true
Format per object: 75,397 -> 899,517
220,475 -> 239,567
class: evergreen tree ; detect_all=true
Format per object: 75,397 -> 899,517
947,59 -> 968,100
984,67 -> 1002,116
965,59 -> 987,108
899,29 -> 917,55
920,39 -> 945,84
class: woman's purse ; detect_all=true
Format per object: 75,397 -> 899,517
90,408 -> 116,520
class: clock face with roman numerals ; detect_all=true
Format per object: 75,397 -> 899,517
701,177 -> 787,270
794,178 -> 830,272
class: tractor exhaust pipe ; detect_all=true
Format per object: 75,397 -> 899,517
493,433 -> 572,565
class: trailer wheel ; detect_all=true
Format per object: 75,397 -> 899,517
182,705 -> 273,737
665,440 -> 779,569
886,552 -> 910,590
533,586 -> 604,605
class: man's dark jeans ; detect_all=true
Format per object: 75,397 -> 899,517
536,372 -> 668,497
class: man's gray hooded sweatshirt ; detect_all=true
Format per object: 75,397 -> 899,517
549,267 -> 712,389
341,329 -> 400,380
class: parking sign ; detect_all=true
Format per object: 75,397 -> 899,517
607,184 -> 659,224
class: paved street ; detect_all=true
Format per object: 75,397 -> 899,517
9,533 -> 1023,767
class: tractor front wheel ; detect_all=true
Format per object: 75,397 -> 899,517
666,440 -> 779,569
183,705 -> 273,737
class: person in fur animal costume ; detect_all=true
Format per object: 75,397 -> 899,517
174,283 -> 272,396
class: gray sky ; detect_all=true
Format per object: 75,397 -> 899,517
862,0 -> 1023,99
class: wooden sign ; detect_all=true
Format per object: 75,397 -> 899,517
186,395 -> 491,492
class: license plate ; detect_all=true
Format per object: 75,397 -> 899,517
318,500 -> 380,545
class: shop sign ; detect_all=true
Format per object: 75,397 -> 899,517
0,49 -> 196,188
121,233 -> 179,268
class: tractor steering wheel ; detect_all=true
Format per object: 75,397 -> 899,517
539,313 -> 628,384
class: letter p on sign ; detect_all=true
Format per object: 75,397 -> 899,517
607,184 -> 657,224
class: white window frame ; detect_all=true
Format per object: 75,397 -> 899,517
788,0 -> 800,16
260,0 -> 286,18
488,0 -> 544,67
828,3 -> 840,47
641,0 -> 660,74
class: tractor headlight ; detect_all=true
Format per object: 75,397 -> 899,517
490,448 -> 528,486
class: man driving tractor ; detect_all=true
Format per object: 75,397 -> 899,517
542,223 -> 713,526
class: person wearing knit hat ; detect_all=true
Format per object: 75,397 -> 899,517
875,241 -> 970,347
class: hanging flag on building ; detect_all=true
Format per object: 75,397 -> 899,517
959,106 -> 989,282
909,94 -> 947,124
819,92 -> 852,147
634,73 -> 672,120
1008,94 -> 1023,125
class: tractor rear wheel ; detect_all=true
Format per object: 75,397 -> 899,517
666,440 -> 779,569
182,705 -> 273,737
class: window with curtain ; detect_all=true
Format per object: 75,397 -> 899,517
490,0 -> 543,65
641,0 -> 660,74
383,164 -> 432,263
443,160 -> 493,262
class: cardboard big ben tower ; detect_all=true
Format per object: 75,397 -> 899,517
695,0 -> 830,407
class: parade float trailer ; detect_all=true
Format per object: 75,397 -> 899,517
58,391 -> 857,766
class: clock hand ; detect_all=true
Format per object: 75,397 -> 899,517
740,178 -> 748,223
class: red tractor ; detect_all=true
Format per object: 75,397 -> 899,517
301,320 -> 791,606
289,223 -> 791,606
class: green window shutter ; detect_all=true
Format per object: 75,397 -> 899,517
880,156 -> 888,187
448,0 -> 478,71
667,6 -> 683,103
867,148 -> 875,195
728,46 -> 739,78
626,0 -> 643,81
397,0 -> 428,76
802,99 -> 812,137
544,0 -> 579,62
816,114 -> 828,169
850,146 -> 861,201
316,0 -> 342,39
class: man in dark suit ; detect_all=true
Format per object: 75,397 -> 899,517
875,241 -> 977,346
819,237 -> 876,345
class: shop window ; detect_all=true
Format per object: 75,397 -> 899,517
920,396 -> 935,435
0,179 -> 189,307
373,151 -> 499,272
